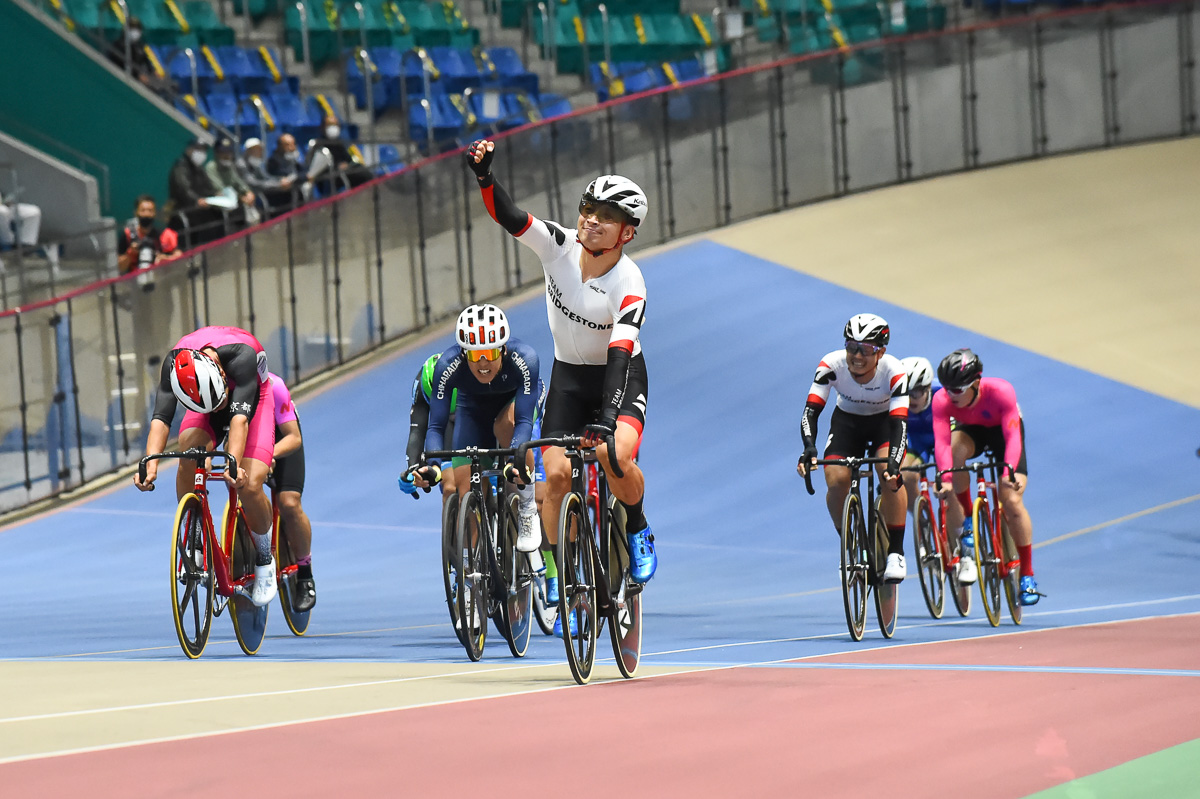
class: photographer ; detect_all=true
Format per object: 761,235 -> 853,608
118,195 -> 180,275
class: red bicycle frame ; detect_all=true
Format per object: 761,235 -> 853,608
183,458 -> 254,600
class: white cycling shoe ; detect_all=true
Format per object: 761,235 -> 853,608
250,560 -> 278,607
455,584 -> 483,630
883,553 -> 906,583
957,554 -> 978,585
516,506 -> 540,553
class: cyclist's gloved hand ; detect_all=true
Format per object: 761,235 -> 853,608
466,139 -> 494,181
798,445 -> 818,476
584,408 -> 618,442
398,471 -> 419,497
416,464 -> 442,489
1003,463 -> 1020,488
503,461 -> 531,486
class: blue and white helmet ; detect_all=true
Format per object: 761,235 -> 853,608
582,175 -> 648,227
900,356 -> 934,391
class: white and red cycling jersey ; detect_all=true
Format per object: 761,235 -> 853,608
807,350 -> 910,417
515,217 -> 646,366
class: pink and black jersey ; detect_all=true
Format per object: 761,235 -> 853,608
153,325 -> 269,425
269,372 -> 299,429
932,377 -> 1023,474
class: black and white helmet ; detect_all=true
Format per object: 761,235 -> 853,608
843,313 -> 890,346
937,348 -> 983,389
582,175 -> 648,227
455,303 -> 509,350
900,356 -> 934,391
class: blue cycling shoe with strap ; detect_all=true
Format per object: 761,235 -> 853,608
545,576 -> 559,605
959,518 -> 974,554
1020,575 -> 1043,606
627,524 -> 657,584
553,609 -> 579,638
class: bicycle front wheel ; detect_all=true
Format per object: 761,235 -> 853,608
557,491 -> 597,685
170,494 -> 214,659
440,493 -> 463,643
872,498 -> 897,640
227,508 -> 269,656
912,494 -> 944,619
455,490 -> 487,661
1000,512 -> 1023,625
275,513 -> 311,636
973,499 -> 1002,627
503,494 -> 533,658
839,493 -> 868,642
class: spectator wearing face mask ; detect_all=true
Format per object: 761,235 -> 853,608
239,138 -> 305,215
107,16 -> 153,84
206,137 -> 262,226
118,195 -> 180,274
167,138 -> 228,246
306,114 -> 373,196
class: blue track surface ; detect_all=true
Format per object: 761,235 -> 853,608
2,240 -> 1198,664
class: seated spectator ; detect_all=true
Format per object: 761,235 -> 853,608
107,16 -> 152,83
117,195 -> 180,275
206,137 -> 261,226
306,115 -> 373,196
267,133 -> 305,181
0,191 -> 42,251
167,137 -> 227,246
238,138 -> 306,215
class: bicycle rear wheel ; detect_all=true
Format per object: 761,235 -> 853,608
455,490 -> 488,661
171,494 -> 214,659
872,498 -> 897,639
557,491 -> 597,685
912,494 -> 944,619
839,493 -> 868,642
226,507 -> 269,655
275,512 -> 311,636
606,498 -> 641,679
973,499 -> 1002,627
503,494 -> 533,658
440,493 -> 463,643
1000,513 -> 1023,625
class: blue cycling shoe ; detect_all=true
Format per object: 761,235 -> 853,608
553,610 -> 579,638
960,519 -> 974,555
627,525 -> 657,584
1020,575 -> 1042,606
545,576 -> 559,605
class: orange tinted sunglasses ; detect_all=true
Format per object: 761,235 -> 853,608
463,346 -> 503,363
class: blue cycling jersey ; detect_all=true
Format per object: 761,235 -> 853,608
906,385 -> 941,461
424,339 -> 541,458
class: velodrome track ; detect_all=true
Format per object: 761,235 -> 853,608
2,139 -> 1198,797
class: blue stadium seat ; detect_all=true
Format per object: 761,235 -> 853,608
428,47 -> 481,94
486,46 -> 538,95
375,143 -> 406,174
167,46 -> 220,95
216,46 -> 271,94
408,93 -> 464,151
202,85 -> 239,129
268,85 -> 320,135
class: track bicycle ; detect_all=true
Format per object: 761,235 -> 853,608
901,462 -> 971,619
139,449 -> 269,658
804,455 -> 898,641
517,435 -> 641,686
406,447 -> 533,661
942,460 -> 1023,626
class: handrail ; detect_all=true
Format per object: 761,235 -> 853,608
417,98 -> 435,154
358,48 -> 378,165
182,46 -> 200,101
598,3 -> 611,70
294,1 -> 311,65
111,0 -> 132,78
234,95 -> 269,145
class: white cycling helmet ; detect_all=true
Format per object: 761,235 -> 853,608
900,356 -> 934,391
455,303 -> 510,350
582,174 -> 648,227
170,349 -> 227,413
844,313 -> 890,346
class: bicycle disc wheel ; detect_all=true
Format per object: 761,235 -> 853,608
503,495 -> 533,658
872,499 -> 897,639
275,513 -> 311,636
170,494 -> 214,659
839,493 -> 868,642
973,499 -> 1002,627
440,493 -> 463,643
1000,513 -> 1023,625
557,491 -> 597,685
227,509 -> 269,656
912,494 -> 944,619
607,498 -> 641,678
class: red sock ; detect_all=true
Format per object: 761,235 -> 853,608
1018,544 -> 1033,577
956,491 -> 972,518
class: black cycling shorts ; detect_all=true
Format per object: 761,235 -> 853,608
272,438 -> 306,494
541,354 -> 649,439
824,407 -> 892,459
950,419 -> 1029,476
